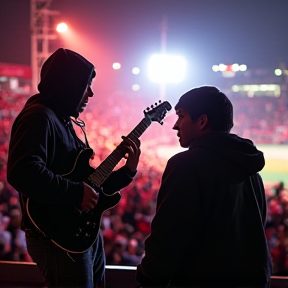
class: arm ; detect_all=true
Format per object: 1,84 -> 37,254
7,112 -> 83,207
251,173 -> 268,225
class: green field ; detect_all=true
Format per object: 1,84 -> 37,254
258,145 -> 288,188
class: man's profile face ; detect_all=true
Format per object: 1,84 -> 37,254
77,86 -> 94,114
172,108 -> 202,148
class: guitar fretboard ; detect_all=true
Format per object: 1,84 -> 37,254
88,117 -> 151,187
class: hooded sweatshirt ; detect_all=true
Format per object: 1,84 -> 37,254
7,48 -> 134,231
136,132 -> 272,287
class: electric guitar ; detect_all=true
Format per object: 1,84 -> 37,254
26,100 -> 172,253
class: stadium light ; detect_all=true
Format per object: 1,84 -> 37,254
239,64 -> 247,71
148,54 -> 186,83
112,62 -> 121,70
132,67 -> 140,75
132,84 -> 140,91
275,69 -> 282,76
212,63 -> 247,77
56,23 -> 68,33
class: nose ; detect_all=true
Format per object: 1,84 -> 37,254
87,86 -> 94,97
172,123 -> 178,130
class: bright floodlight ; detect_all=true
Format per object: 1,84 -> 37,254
275,69 -> 282,76
132,84 -> 140,91
56,23 -> 68,33
239,64 -> 247,71
218,64 -> 227,72
232,63 -> 239,72
112,62 -> 121,70
148,54 -> 186,83
212,65 -> 219,72
132,67 -> 140,75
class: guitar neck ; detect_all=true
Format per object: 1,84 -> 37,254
88,117 -> 151,187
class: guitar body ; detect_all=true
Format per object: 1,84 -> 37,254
26,148 -> 121,253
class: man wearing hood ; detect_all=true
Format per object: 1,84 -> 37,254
136,86 -> 271,288
7,48 -> 141,287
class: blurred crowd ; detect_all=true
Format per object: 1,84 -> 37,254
231,95 -> 288,144
0,89 -> 288,276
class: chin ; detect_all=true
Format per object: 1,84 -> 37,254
179,141 -> 188,148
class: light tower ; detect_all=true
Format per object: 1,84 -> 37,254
30,0 -> 59,92
159,15 -> 167,99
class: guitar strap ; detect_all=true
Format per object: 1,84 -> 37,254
70,117 -> 90,149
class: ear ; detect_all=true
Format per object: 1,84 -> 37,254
198,114 -> 209,130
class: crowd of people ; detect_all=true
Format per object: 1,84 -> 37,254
231,94 -> 288,144
0,88 -> 288,276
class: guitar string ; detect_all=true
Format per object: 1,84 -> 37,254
88,118 -> 151,187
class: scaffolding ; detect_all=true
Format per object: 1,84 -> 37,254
30,0 -> 59,92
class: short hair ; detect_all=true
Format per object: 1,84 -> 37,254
175,86 -> 233,132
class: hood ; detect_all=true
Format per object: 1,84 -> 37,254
37,48 -> 95,118
190,132 -> 265,180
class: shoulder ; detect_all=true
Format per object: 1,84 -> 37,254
163,150 -> 198,177
168,147 -> 204,166
166,146 -> 218,179
12,105 -> 61,136
15,103 -> 58,125
23,102 -> 55,118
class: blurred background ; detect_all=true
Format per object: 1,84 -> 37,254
0,0 -> 288,276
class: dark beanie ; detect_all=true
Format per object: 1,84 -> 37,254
175,86 -> 233,132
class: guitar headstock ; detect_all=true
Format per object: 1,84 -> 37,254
144,100 -> 172,125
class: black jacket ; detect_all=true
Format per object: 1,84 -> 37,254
136,132 -> 272,287
7,48 -> 134,231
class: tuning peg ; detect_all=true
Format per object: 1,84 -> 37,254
160,121 -> 163,125
146,107 -> 150,111
151,105 -> 154,108
155,102 -> 158,106
159,100 -> 162,103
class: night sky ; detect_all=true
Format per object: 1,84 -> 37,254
1,0 -> 288,95
1,0 -> 288,67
